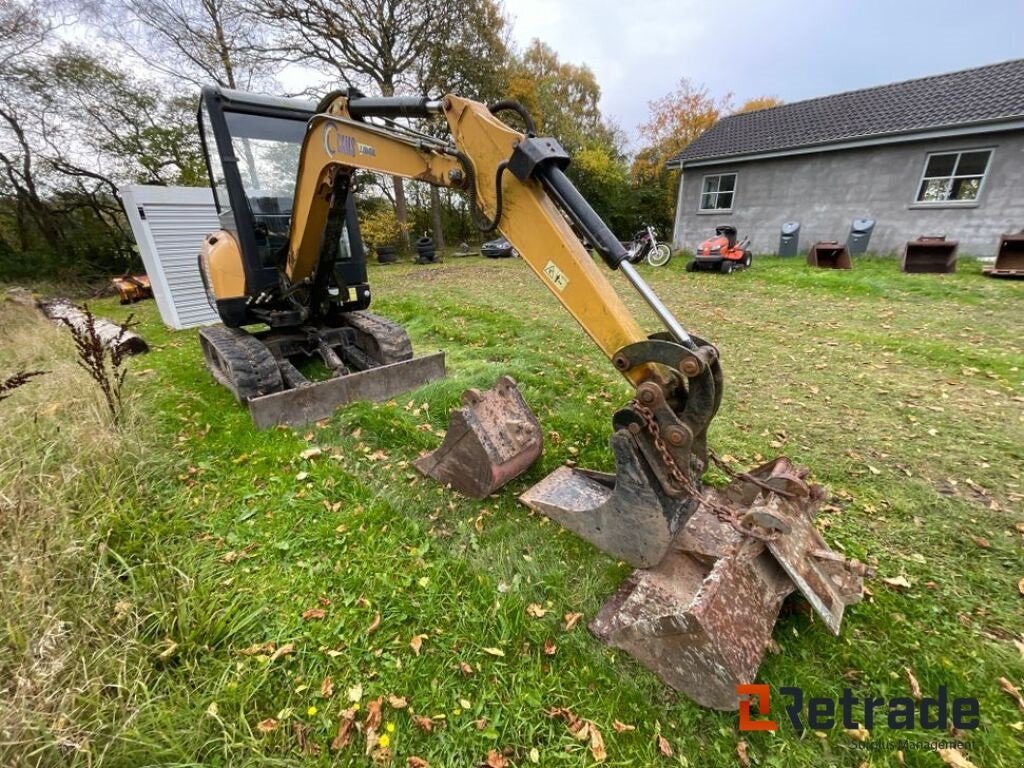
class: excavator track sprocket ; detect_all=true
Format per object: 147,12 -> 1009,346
199,325 -> 283,403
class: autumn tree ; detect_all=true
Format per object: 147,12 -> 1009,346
736,95 -> 784,113
506,40 -> 616,153
632,78 -> 733,231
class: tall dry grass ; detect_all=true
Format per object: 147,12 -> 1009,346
0,297 -> 160,766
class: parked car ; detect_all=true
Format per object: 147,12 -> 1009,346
481,237 -> 518,258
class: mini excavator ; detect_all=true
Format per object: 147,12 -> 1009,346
195,86 -> 869,709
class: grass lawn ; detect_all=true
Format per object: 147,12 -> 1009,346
2,254 -> 1022,767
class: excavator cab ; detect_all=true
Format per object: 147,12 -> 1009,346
197,87 -> 369,327
195,86 -> 445,423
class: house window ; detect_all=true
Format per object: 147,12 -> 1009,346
916,150 -> 991,203
699,173 -> 736,211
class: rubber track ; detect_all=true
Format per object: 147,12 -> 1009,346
199,325 -> 283,402
341,311 -> 413,365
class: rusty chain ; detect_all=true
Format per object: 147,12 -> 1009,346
707,451 -> 798,499
631,400 -> 782,543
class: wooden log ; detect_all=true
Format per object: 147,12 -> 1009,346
39,298 -> 149,356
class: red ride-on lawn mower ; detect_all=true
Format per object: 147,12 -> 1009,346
686,225 -> 752,273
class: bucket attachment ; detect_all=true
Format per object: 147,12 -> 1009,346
415,375 -> 542,498
901,236 -> 958,274
520,429 -> 698,568
807,241 -> 852,269
984,230 -> 1024,278
536,454 -> 868,710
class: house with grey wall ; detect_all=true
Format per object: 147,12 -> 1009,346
669,59 -> 1024,257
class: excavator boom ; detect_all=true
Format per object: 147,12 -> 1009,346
196,85 -> 867,709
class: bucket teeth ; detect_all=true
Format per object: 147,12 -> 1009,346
415,376 -> 542,498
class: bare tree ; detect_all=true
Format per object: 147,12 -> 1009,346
252,0 -> 460,243
69,0 -> 274,90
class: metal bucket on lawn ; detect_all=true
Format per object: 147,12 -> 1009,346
415,375 -> 543,498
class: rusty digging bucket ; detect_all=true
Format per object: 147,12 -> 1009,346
984,230 -> 1024,278
807,241 -> 852,269
415,375 -> 543,498
524,456 -> 869,710
901,236 -> 958,274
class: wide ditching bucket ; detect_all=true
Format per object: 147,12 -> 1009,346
985,230 -> 1024,278
415,376 -> 543,498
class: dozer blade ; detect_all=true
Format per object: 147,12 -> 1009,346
587,458 -> 868,710
248,352 -> 446,429
415,375 -> 542,498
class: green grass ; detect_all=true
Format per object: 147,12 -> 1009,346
2,254 -> 1022,767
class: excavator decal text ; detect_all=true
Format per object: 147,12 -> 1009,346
323,123 -> 356,158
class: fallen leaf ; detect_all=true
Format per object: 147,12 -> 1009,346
845,725 -> 870,742
882,575 -> 912,591
407,758 -> 430,768
348,683 -> 363,703
564,612 -> 584,631
269,643 -> 295,662
256,718 -> 279,733
388,695 -> 408,709
300,447 -> 322,460
296,471 -> 309,482
936,747 -> 978,768
485,750 -> 507,768
969,535 -> 991,549
157,640 -> 178,660
482,647 -> 505,657
410,634 -> 427,655
331,709 -> 357,751
736,740 -> 751,768
543,639 -> 557,656
367,613 -> 381,634
905,667 -> 922,700
1019,577 -> 1024,596
527,603 -> 547,618
321,675 -> 334,698
528,747 -> 540,763
459,661 -> 474,675
998,677 -> 1024,711
238,641 -> 275,656
588,722 -> 606,762
365,697 -> 383,731
302,608 -> 326,621
412,715 -> 434,732
612,720 -> 635,733
656,734 -> 673,757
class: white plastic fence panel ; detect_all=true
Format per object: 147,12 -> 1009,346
120,185 -> 221,329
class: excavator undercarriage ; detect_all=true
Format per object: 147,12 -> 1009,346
194,85 -> 869,710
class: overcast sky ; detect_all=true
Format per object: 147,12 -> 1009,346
507,0 -> 1024,144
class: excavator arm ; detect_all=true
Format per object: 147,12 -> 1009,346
281,90 -> 726,569
199,85 -> 866,711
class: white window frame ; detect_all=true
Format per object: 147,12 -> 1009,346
913,148 -> 993,206
697,172 -> 737,213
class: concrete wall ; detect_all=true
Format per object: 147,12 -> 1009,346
672,130 -> 1024,257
